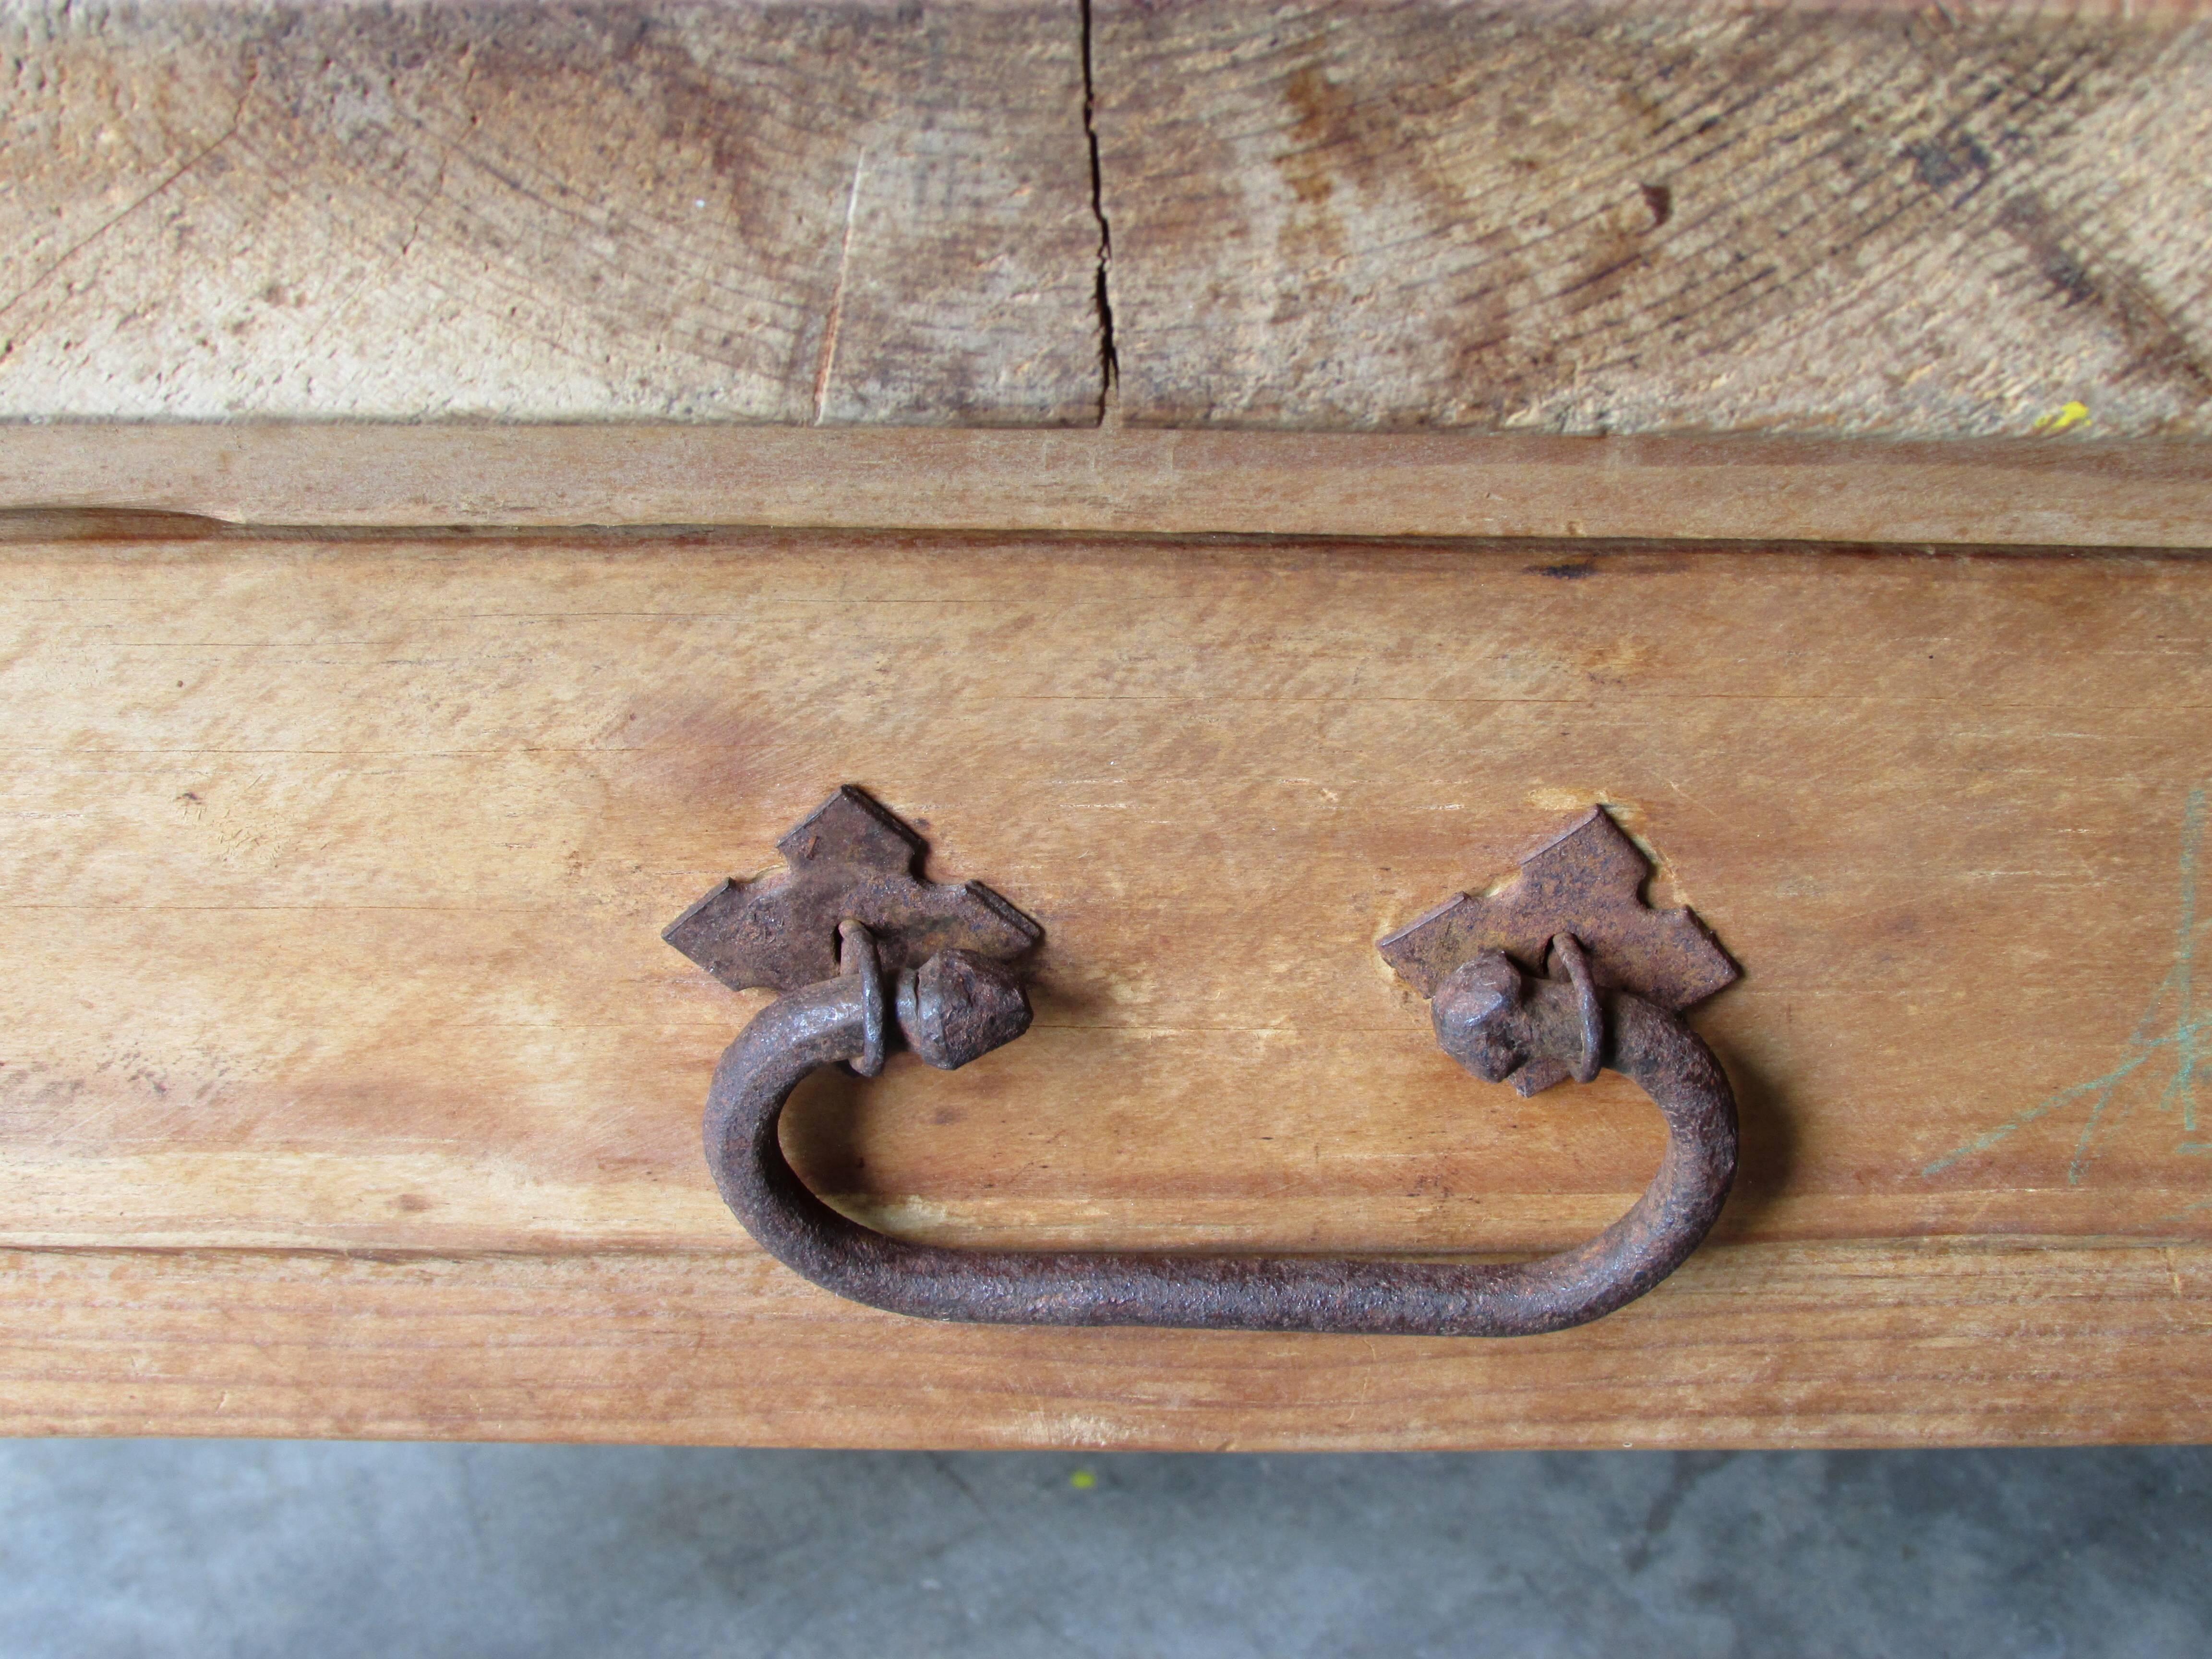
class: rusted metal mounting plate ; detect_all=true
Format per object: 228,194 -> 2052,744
1378,808 -> 1736,1012
664,786 -> 1041,994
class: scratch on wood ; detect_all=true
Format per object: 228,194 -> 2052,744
0,64 -> 260,325
813,147 -> 868,426
1925,785 -> 2207,1184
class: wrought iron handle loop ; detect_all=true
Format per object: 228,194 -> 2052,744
673,789 -> 1739,1338
700,922 -> 1735,1338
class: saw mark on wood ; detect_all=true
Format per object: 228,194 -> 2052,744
0,2 -> 1098,421
1092,1 -> 2211,434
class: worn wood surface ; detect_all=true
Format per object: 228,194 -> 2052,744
9,1 -> 2212,435
0,0 -> 1102,422
1094,0 -> 2212,436
2,527 -> 2209,1444
6,424 -> 2211,546
4,1242 -> 2210,1448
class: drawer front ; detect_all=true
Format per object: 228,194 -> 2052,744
2,529 -> 2208,1446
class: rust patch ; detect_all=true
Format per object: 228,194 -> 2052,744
1377,806 -> 1737,1012
664,785 -> 1040,993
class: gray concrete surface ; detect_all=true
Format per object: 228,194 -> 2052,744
0,1442 -> 2204,1657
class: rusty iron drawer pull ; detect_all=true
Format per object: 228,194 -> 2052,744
666,788 -> 1738,1337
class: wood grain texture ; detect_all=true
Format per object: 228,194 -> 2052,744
12,1 -> 2212,436
0,0 -> 1102,421
1,527 -> 2210,1443
7,424 -> 2212,547
1093,0 -> 2212,436
3,1241 -> 2209,1449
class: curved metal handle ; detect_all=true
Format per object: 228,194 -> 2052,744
670,788 -> 1739,1338
702,926 -> 1734,1336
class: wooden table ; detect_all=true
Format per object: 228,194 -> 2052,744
3,0 -> 2209,1449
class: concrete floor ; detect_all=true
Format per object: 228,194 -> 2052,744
0,1442 -> 2204,1657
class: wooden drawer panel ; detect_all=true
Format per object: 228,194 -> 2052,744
2,527 -> 2208,1445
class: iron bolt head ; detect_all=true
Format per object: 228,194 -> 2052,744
898,950 -> 1033,1070
1431,951 -> 1529,1083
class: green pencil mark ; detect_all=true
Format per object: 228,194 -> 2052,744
1923,787 -> 2208,1184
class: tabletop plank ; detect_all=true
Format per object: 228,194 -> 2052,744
1093,0 -> 2212,436
0,526 -> 2208,1444
0,0 -> 1103,422
11,2 -> 2212,436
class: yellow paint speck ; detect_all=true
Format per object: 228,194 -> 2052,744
2033,400 -> 2091,434
1069,1469 -> 1096,1490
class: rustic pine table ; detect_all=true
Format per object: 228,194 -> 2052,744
3,0 -> 2209,1448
